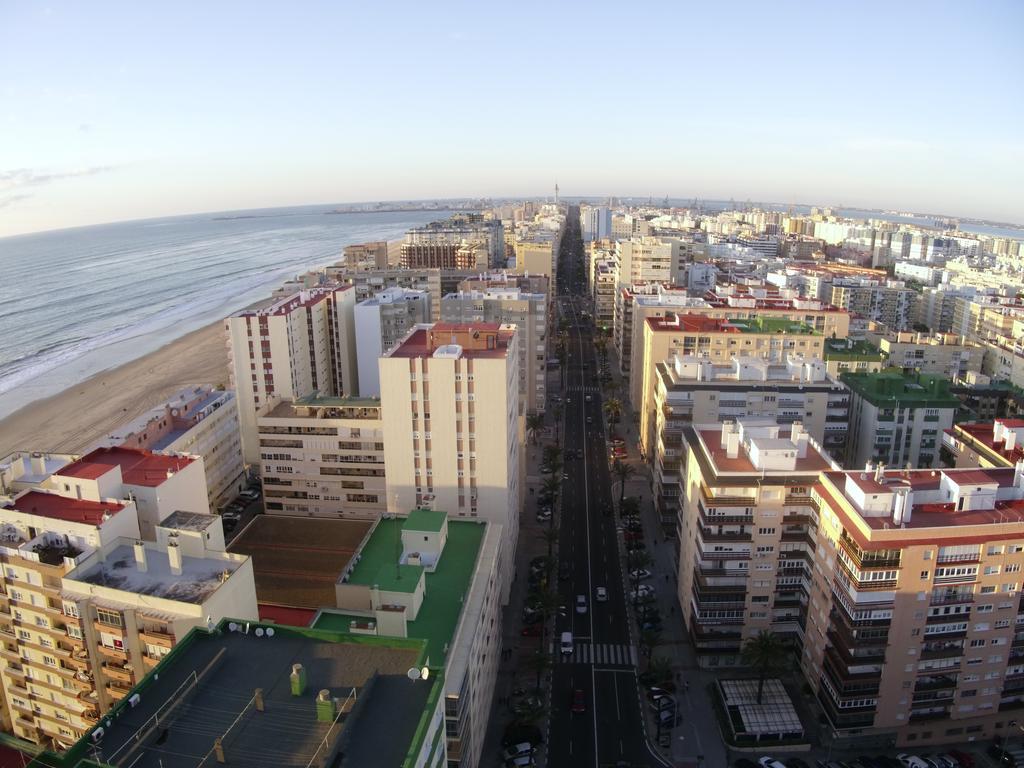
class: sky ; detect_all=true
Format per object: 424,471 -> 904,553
1,0 -> 1022,238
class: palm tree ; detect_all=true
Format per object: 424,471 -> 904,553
525,413 -> 544,446
542,445 -> 563,472
620,495 -> 640,520
541,474 -> 560,501
537,526 -> 559,562
627,550 -> 653,594
640,628 -> 662,666
552,402 -> 563,442
603,397 -> 622,427
741,630 -> 787,704
512,698 -> 546,727
529,589 -> 561,654
525,651 -> 552,695
611,459 -> 636,508
646,655 -> 672,685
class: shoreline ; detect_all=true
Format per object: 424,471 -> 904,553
0,321 -> 230,457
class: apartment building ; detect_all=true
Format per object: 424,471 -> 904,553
580,204 -> 611,242
652,356 -> 848,520
823,338 -> 889,377
0,490 -> 256,750
617,286 -> 704,379
440,288 -> 547,414
831,279 -> 918,332
635,314 -> 826,458
325,267 -> 443,321
865,330 -> 984,381
379,323 -> 523,589
52,447 -> 209,540
515,237 -> 558,289
676,420 -> 836,667
225,285 -> 358,465
353,287 -> 432,397
616,237 -> 682,285
952,297 -> 1024,343
96,385 -> 246,508
342,240 -> 389,270
944,419 -> 1024,469
404,216 -> 504,268
805,463 -> 1024,747
256,396 -> 386,519
323,510 -> 506,767
842,371 -> 960,470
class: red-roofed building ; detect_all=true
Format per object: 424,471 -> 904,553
801,463 -> 1024,748
677,419 -> 839,667
944,419 -> 1024,469
225,284 -> 357,464
52,446 -> 209,539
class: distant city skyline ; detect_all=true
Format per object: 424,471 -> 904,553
1,0 -> 1022,238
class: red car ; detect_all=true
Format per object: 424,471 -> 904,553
948,752 -> 974,768
571,689 -> 586,713
623,531 -> 643,541
521,624 -> 542,637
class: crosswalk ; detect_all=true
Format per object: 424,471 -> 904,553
555,642 -> 637,667
565,384 -> 601,394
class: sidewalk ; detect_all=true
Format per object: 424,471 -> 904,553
606,349 -> 729,768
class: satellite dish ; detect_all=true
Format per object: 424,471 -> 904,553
228,622 -> 238,632
266,628 -> 275,637
420,667 -> 430,681
407,667 -> 421,681
255,628 -> 265,637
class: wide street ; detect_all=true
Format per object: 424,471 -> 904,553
545,209 -> 669,768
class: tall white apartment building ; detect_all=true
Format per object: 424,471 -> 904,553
379,323 -> 523,588
96,385 -> 246,508
354,287 -> 432,397
256,396 -> 387,519
580,205 -> 611,242
440,288 -> 548,414
225,285 -> 357,465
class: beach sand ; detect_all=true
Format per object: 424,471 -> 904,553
0,321 -> 230,457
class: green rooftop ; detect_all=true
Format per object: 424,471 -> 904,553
840,368 -> 961,409
403,508 -> 447,533
824,338 -> 887,362
315,518 -> 485,664
728,316 -> 820,335
294,393 -> 382,407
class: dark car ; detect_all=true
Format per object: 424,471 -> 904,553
520,624 -> 542,637
735,760 -> 759,768
787,760 -> 812,768
571,689 -> 586,713
947,753 -> 973,768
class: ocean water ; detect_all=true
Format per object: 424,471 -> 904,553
0,205 -> 448,419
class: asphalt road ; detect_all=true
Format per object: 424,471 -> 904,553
546,209 -> 668,768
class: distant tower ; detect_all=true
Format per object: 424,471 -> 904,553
554,183 -> 559,205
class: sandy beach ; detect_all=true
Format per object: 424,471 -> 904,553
0,322 -> 230,457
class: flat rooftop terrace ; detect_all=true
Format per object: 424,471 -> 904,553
228,516 -> 373,609
67,541 -> 243,604
315,518 -> 484,665
91,627 -> 427,768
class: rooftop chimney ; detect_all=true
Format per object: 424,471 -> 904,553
874,463 -> 885,483
791,422 -> 808,458
167,538 -> 183,576
134,540 -> 147,573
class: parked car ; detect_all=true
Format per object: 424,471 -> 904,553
571,689 -> 586,713
501,743 -> 534,762
735,761 -> 759,768
786,759 -> 812,768
629,568 -> 652,581
595,586 -> 608,602
760,758 -> 787,768
947,752 -> 974,768
239,488 -> 260,501
898,755 -> 930,768
520,624 -> 542,637
629,584 -> 655,601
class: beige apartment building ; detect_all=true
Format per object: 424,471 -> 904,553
256,396 -> 387,519
96,385 -> 247,508
804,462 -> 1024,747
440,287 -> 548,414
952,296 -> 1024,343
325,267 -> 443,321
515,238 -> 558,289
225,285 -> 358,465
676,420 -> 836,666
342,240 -> 389,270
943,419 -> 1024,469
379,323 -> 523,597
0,487 -> 256,750
635,314 -> 827,458
866,330 -> 985,381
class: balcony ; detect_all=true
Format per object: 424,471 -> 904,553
139,628 -> 174,648
909,706 -> 950,722
102,663 -> 134,684
106,683 -> 130,701
920,643 -> 965,660
699,528 -> 752,543
93,620 -> 124,636
914,675 -> 958,692
97,644 -> 128,662
838,535 -> 901,570
930,591 -> 974,606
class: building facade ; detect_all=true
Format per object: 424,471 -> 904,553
354,287 -> 432,398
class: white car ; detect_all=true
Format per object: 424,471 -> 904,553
760,759 -> 787,768
629,568 -> 652,581
898,755 -> 930,768
576,595 -> 588,614
502,743 -> 534,762
595,586 -> 608,602
629,584 -> 655,601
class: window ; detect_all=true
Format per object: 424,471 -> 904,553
96,608 -> 122,628
921,571 -> 930,580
